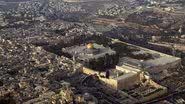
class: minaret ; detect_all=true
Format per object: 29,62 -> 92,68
178,26 -> 182,35
171,44 -> 176,56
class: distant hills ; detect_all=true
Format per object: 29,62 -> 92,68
63,0 -> 111,2
0,0 -> 31,2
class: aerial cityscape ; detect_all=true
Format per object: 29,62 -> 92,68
0,0 -> 185,104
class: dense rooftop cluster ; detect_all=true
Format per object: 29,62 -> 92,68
0,38 -> 79,103
0,0 -> 185,104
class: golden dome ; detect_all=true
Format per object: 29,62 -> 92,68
87,43 -> 94,49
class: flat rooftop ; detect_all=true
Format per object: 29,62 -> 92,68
112,39 -> 181,73
98,68 -> 131,79
118,56 -> 180,70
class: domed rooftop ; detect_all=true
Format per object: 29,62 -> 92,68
87,43 -> 94,49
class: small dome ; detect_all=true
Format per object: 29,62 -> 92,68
87,43 -> 94,49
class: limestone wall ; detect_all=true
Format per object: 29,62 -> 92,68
100,78 -> 118,89
116,72 -> 141,90
116,65 -> 141,73
82,67 -> 143,90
